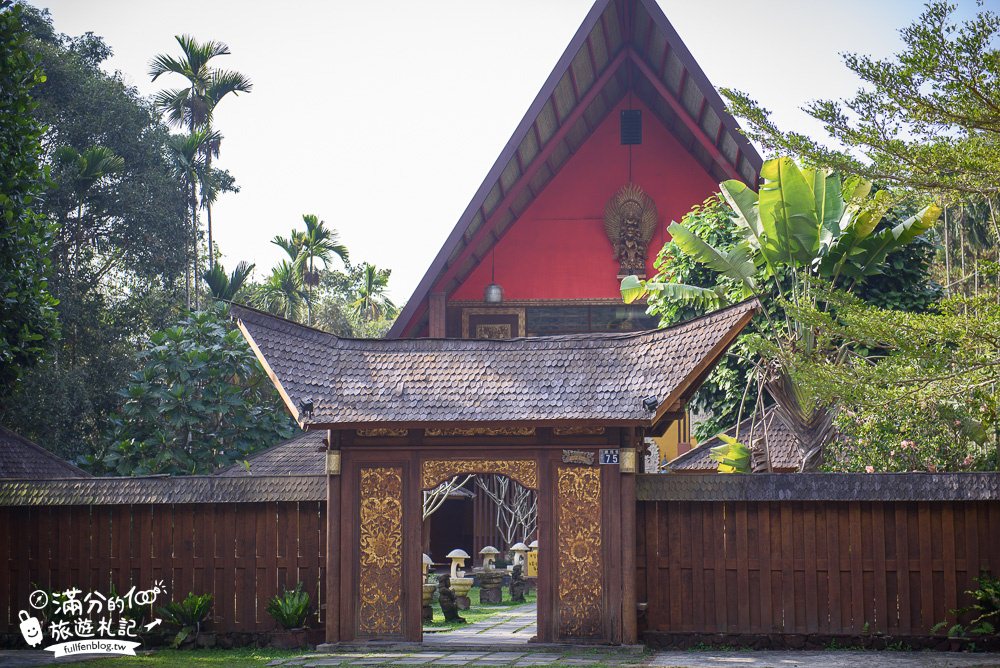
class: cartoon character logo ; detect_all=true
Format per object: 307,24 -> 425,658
19,610 -> 43,647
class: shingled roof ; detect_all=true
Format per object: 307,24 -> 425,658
667,405 -> 801,473
0,426 -> 91,479
232,300 -> 757,429
217,430 -> 326,476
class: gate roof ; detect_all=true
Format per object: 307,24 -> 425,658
232,300 -> 756,431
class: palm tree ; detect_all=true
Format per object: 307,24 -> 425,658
252,261 -> 305,321
166,131 -> 212,309
203,261 -> 254,302
351,263 -> 397,321
271,215 -> 349,324
150,35 -> 252,271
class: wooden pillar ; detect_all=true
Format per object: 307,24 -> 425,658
620,429 -> 638,644
325,430 -> 341,643
429,292 -> 447,338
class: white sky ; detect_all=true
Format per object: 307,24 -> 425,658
28,0 -> 987,301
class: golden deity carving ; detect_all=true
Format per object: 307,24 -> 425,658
604,183 -> 658,278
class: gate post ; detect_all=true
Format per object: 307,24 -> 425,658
325,430 -> 341,643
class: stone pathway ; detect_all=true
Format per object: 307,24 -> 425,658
272,648 -> 646,667
0,650 -> 106,667
269,649 -> 1000,668
422,602 -> 537,647
646,651 -> 1000,667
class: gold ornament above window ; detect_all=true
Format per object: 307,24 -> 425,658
604,183 -> 658,278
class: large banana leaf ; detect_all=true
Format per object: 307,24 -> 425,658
820,189 -> 892,281
848,204 -> 942,280
805,168 -> 844,254
667,222 -> 757,290
709,434 -> 751,473
719,180 -> 764,251
620,275 -> 725,309
758,157 -> 822,266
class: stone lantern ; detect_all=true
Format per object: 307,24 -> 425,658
446,549 -> 474,610
479,545 -> 499,570
446,548 -> 470,578
421,554 -> 436,621
528,539 -> 538,551
510,542 -> 529,567
422,553 -> 433,578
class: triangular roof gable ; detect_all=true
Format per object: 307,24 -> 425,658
390,0 -> 761,337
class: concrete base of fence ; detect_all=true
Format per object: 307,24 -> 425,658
641,632 -> 1000,652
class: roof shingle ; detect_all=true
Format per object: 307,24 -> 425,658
217,430 -> 326,476
232,300 -> 758,428
0,426 -> 91,479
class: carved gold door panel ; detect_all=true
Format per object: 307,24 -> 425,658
556,466 -> 603,638
358,466 -> 404,637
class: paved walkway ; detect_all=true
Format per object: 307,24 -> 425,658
422,602 -> 537,647
270,649 -> 1000,667
0,650 -> 106,667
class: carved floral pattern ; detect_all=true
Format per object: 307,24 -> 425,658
358,467 -> 403,636
356,428 -> 409,438
421,459 -> 538,490
554,426 -> 606,436
557,466 -> 603,638
424,426 -> 535,438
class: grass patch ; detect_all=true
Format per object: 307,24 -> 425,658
50,647 -> 303,668
423,584 -> 535,630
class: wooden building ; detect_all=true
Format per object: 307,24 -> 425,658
388,0 -> 761,462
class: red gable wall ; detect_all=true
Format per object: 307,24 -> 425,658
451,98 -> 719,302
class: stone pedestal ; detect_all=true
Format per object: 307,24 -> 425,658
451,577 -> 473,610
422,583 -> 436,621
478,570 -> 504,604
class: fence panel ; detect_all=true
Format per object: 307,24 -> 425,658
639,495 -> 999,637
0,502 -> 326,635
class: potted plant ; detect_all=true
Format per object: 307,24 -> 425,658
267,583 -> 319,648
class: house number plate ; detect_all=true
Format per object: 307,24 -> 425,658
599,448 -> 620,465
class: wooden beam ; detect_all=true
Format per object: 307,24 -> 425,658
629,53 -> 742,182
432,48 -> 629,293
428,292 -> 447,338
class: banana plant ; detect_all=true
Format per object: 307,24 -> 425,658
622,156 -> 942,470
709,434 -> 752,473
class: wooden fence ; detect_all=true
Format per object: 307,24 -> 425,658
637,474 -> 1000,642
0,477 -> 326,636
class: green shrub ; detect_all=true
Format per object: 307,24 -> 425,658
159,592 -> 213,648
266,583 -> 311,630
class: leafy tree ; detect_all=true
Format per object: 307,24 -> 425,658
623,157 -> 941,470
103,306 -> 294,475
0,0 -> 58,402
2,8 -> 190,458
151,35 -> 252,272
723,2 -> 1000,200
786,289 -> 999,472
